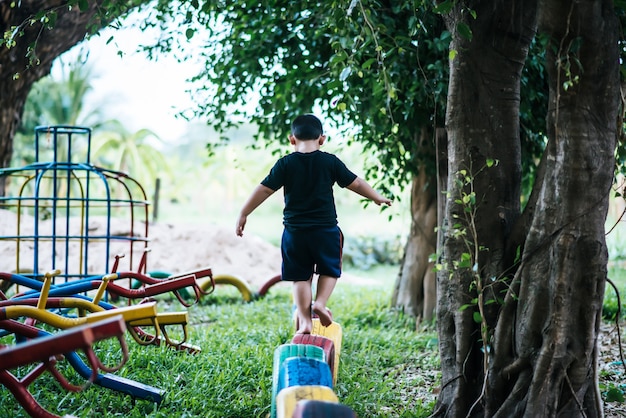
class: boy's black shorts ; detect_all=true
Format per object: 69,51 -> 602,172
280,226 -> 344,281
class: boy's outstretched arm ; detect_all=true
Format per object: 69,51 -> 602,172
236,184 -> 276,236
346,177 -> 392,206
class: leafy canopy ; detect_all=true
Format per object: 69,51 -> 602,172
135,1 -> 450,197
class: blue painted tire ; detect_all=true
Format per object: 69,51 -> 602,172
277,357 -> 333,393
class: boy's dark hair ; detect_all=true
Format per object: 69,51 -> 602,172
291,114 -> 323,140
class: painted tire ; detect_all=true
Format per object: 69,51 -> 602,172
200,274 -> 253,302
256,274 -> 282,297
271,344 -> 325,418
276,357 -> 333,393
290,334 -> 336,384
292,400 -> 357,418
275,385 -> 338,418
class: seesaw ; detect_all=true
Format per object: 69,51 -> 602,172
0,297 -> 195,352
2,271 -> 197,352
149,268 -> 253,302
0,300 -> 159,330
111,254 -> 216,305
1,316 -> 165,406
0,270 -> 158,328
4,270 -> 207,308
0,316 -> 128,418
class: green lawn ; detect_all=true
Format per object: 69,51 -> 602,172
2,221 -> 625,417
0,266 -> 439,418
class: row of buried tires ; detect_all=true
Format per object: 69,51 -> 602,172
270,309 -> 357,418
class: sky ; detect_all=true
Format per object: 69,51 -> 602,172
70,23 -> 201,142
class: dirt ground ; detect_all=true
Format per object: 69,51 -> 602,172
0,210 -> 282,290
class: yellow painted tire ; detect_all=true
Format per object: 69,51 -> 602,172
205,274 -> 253,302
311,319 -> 342,385
276,385 -> 338,418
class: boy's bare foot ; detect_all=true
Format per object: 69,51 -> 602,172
312,303 -> 333,327
296,320 -> 312,334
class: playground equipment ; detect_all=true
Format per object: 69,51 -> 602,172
0,269 -> 199,352
0,316 -> 129,418
0,126 -> 150,285
0,269 -> 169,416
149,269 -> 252,302
0,126 -> 199,415
1,313 -> 166,416
0,125 -> 281,416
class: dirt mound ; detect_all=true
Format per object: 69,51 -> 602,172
0,210 -> 281,290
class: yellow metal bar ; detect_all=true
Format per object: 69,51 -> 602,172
4,305 -> 86,329
128,311 -> 188,327
36,269 -> 61,310
2,301 -> 158,331
16,297 -> 105,315
92,273 -> 117,305
85,302 -> 158,324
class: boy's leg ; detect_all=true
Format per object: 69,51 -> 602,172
293,277 -> 313,334
312,275 -> 337,327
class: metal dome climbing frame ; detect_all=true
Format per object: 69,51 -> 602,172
0,125 -> 150,283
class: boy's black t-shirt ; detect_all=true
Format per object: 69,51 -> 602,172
261,150 -> 357,230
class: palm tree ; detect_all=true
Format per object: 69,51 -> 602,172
91,120 -> 171,192
12,48 -> 104,166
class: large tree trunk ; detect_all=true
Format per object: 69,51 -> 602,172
391,166 -> 437,324
433,1 -> 536,416
487,1 -> 620,417
392,124 -> 441,325
0,1 -> 114,195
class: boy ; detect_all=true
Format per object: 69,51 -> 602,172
235,114 -> 391,334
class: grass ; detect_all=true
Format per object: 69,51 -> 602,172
0,267 -> 439,418
2,224 -> 625,417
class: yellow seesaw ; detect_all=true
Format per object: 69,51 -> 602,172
0,301 -> 159,330
2,270 -> 191,348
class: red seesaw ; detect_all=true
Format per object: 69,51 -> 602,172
0,315 -> 128,418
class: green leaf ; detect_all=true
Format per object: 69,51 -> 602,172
456,22 -> 473,41
185,28 -> 195,40
78,0 -> 89,12
606,386 -> 625,403
473,311 -> 482,323
433,0 -> 453,14
361,58 -> 377,69
47,11 -> 57,28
